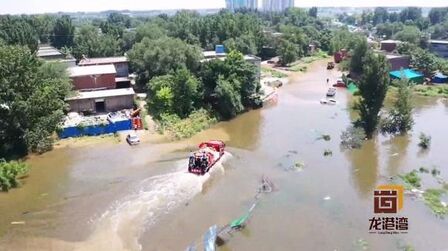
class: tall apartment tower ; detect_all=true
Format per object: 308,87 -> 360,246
226,0 -> 259,12
262,0 -> 294,12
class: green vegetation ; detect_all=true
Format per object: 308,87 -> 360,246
51,15 -> 74,49
418,133 -> 431,149
423,189 -> 448,217
261,68 -> 288,78
288,51 -> 329,70
158,109 -> 217,139
399,170 -> 422,189
0,45 -> 71,158
381,78 -> 414,135
354,52 -> 390,138
0,160 -> 29,192
340,126 -> 366,149
431,168 -> 441,177
413,85 -> 448,98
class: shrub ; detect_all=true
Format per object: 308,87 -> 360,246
158,109 -> 217,139
418,133 -> 431,149
400,170 -> 421,188
0,160 -> 30,192
423,189 -> 448,217
340,126 -> 366,149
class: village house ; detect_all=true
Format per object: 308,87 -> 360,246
66,64 -> 134,114
78,56 -> 131,88
428,40 -> 448,59
36,45 -> 76,67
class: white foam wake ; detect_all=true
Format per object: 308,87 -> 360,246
80,153 -> 230,251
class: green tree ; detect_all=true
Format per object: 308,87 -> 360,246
72,25 -> 121,60
308,7 -> 318,18
135,22 -> 167,42
393,26 -> 422,44
381,78 -> 414,135
350,37 -> 368,74
277,39 -> 298,66
373,7 -> 389,25
354,52 -> 390,138
170,68 -> 200,118
146,69 -> 199,119
147,77 -> 175,119
214,76 -> 244,120
0,45 -> 71,157
400,7 -> 422,22
51,15 -> 74,49
0,16 -> 38,52
128,37 -> 202,87
428,8 -> 448,25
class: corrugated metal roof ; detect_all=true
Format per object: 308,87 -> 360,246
68,64 -> 116,77
78,56 -> 128,66
66,88 -> 135,101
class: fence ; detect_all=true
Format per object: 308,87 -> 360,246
58,119 -> 132,138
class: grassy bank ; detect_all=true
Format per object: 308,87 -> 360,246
289,51 -> 329,72
261,68 -> 288,78
157,108 -> 217,139
388,85 -> 448,98
413,85 -> 448,98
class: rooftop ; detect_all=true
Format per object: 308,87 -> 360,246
37,46 -> 63,57
380,40 -> 403,44
390,69 -> 423,79
429,40 -> 448,45
78,56 -> 129,66
66,88 -> 135,101
68,64 -> 116,77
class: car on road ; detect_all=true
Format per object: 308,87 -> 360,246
333,79 -> 346,87
126,132 -> 140,145
326,87 -> 337,97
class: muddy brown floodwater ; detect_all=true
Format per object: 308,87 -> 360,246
1,60 -> 447,251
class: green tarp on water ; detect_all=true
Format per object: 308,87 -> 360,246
347,82 -> 359,94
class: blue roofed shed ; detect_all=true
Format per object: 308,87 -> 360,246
389,69 -> 424,84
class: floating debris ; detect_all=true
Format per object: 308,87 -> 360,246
419,167 -> 429,173
391,153 -> 399,157
317,134 -> 331,141
11,221 -> 25,225
186,176 -> 275,250
431,168 -> 441,177
399,170 -> 421,189
354,238 -> 369,250
323,149 -> 333,157
323,196 -> 331,201
291,161 -> 305,172
423,189 -> 448,217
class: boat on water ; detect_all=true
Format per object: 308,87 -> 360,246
326,87 -> 337,97
188,140 -> 225,175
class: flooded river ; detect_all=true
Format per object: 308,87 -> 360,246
1,61 -> 447,251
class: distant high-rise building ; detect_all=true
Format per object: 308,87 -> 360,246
225,0 -> 258,12
262,0 -> 294,12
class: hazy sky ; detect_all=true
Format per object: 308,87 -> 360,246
1,0 -> 447,15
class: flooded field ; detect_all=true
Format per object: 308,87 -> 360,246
1,61 -> 447,251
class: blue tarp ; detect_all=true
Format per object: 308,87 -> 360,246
433,73 -> 448,84
390,69 -> 424,84
58,119 -> 132,138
